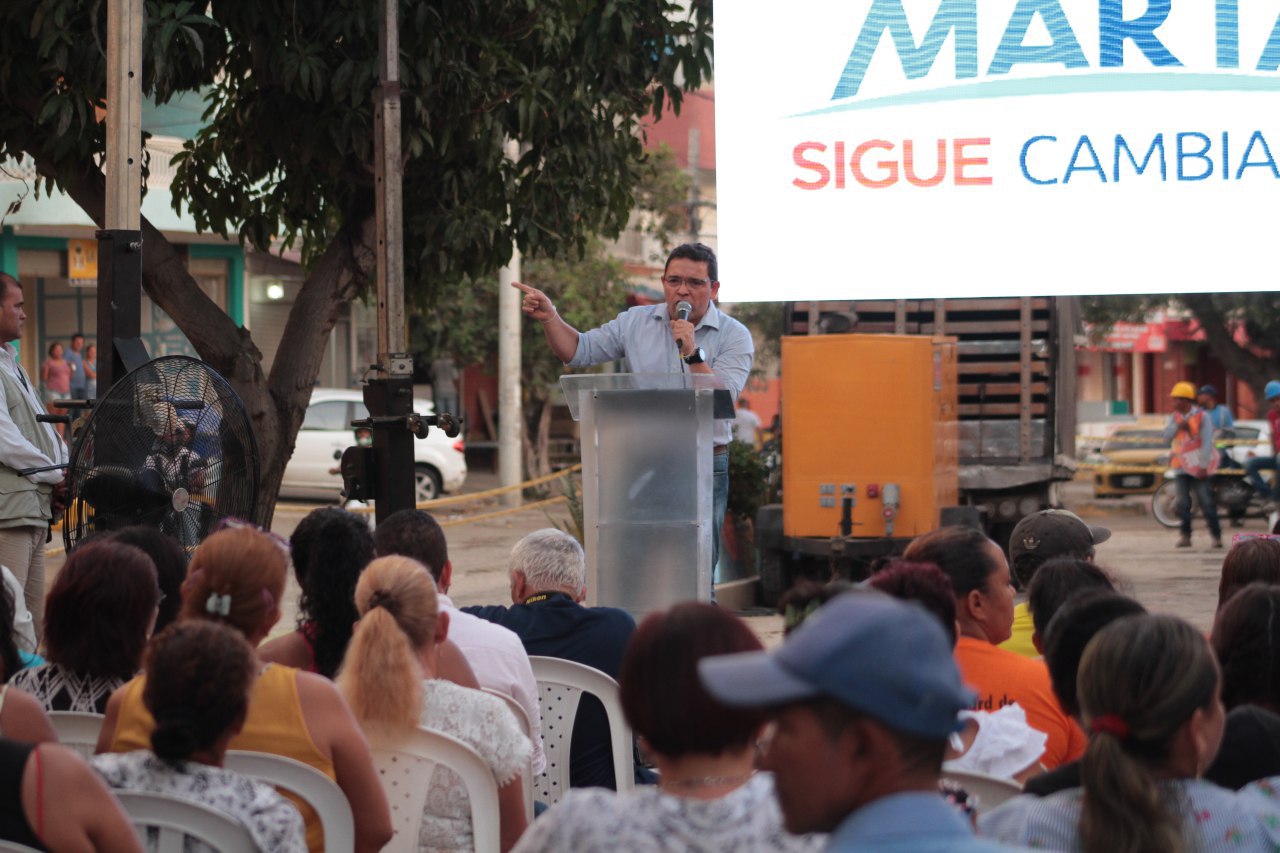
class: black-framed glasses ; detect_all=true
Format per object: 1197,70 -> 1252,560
662,276 -> 712,288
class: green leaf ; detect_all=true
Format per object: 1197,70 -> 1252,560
179,25 -> 204,63
158,20 -> 178,54
53,99 -> 72,137
35,97 -> 60,126
331,59 -> 354,98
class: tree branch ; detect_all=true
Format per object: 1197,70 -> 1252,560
19,129 -> 261,379
1181,294 -> 1274,397
267,194 -> 376,405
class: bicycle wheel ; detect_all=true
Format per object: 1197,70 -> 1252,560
1152,478 -> 1195,529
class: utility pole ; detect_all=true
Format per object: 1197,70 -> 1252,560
685,127 -> 717,246
341,0 -> 463,514
366,0 -> 416,522
687,128 -> 701,241
97,0 -> 145,392
497,140 -> 523,508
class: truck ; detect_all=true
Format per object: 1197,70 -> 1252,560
757,296 -> 1078,604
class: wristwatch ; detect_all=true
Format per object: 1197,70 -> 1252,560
683,347 -> 706,365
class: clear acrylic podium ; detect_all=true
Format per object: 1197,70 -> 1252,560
561,373 -> 729,617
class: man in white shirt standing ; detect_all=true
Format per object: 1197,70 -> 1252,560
373,507 -> 547,776
734,398 -> 763,449
0,273 -> 68,640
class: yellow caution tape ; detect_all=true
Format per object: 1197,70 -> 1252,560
341,464 -> 583,515
275,463 -> 584,515
438,496 -> 570,527
1077,434 -> 1263,447
1079,461 -> 1266,474
54,465 -> 584,556
46,495 -> 574,559
1076,462 -> 1168,474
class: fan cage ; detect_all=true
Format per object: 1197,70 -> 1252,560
64,356 -> 259,553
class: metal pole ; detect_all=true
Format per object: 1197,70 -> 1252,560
497,138 -> 523,507
374,0 -> 405,364
367,0 -> 415,521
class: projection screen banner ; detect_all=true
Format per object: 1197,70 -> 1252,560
714,1 -> 1280,302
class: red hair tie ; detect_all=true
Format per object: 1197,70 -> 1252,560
1090,714 -> 1130,739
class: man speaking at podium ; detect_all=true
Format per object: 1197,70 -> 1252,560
514,242 -> 754,573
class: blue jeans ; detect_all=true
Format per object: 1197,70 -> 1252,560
1176,472 -> 1221,539
1246,455 -> 1278,499
434,392 -> 458,416
712,450 -> 729,590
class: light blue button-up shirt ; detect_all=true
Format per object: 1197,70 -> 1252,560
830,791 -> 1023,852
568,302 -> 754,446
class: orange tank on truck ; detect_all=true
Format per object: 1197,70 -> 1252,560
755,297 -> 1078,605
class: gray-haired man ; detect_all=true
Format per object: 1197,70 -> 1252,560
464,529 -> 637,789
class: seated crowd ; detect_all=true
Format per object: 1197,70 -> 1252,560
1,508 -> 1280,851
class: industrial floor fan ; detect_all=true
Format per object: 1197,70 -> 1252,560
63,356 -> 259,552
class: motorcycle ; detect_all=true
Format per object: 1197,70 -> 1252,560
1152,462 -> 1271,529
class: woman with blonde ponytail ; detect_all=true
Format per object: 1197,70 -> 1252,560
338,555 -> 531,852
96,525 -> 393,853
981,613 -> 1280,850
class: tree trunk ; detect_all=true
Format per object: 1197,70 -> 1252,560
521,394 -> 553,481
521,398 -> 536,482
1181,295 -> 1278,405
534,397 -> 552,479
28,142 -> 375,526
257,205 -> 376,525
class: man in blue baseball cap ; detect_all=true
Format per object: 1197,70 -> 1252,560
1198,384 -> 1244,525
1197,384 -> 1234,433
699,592 -> 1015,852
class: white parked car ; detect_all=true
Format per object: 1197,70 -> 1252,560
279,388 -> 467,503
1224,419 -> 1272,467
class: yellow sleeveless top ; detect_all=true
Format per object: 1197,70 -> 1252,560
109,663 -> 336,852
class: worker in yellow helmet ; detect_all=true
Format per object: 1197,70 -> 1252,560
1162,381 -> 1221,549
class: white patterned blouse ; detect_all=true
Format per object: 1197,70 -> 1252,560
980,777 -> 1280,850
415,679 -> 533,851
92,750 -> 307,853
511,772 -> 824,853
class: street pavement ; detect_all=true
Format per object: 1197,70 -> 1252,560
273,473 -> 1238,647
44,471 -> 1239,648
1065,477 -> 1239,634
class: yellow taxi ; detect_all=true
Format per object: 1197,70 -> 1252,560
1090,423 -> 1170,498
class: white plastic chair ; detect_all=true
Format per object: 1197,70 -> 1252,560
940,767 -> 1024,815
362,721 -> 501,853
224,750 -> 354,853
47,711 -> 104,759
114,790 -> 256,853
528,656 -> 634,805
480,688 -> 535,821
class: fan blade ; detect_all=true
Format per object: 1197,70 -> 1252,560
78,466 -> 171,516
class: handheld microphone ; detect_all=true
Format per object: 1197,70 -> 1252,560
675,301 -> 692,351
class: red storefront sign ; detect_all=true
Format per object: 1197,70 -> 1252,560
1090,322 -> 1168,353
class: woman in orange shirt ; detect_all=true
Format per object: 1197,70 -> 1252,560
905,526 -> 1086,770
